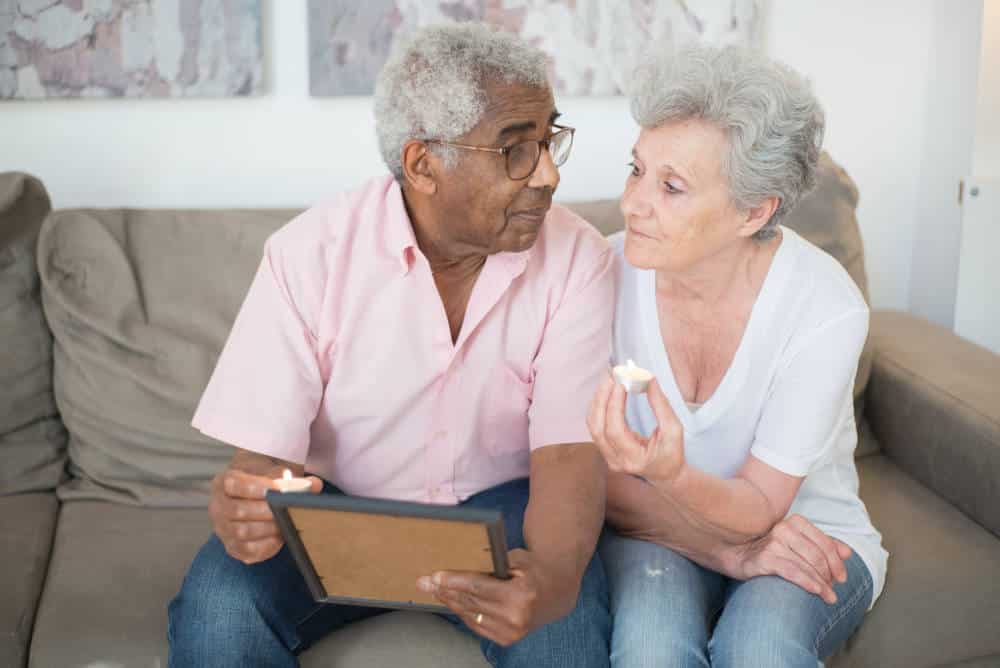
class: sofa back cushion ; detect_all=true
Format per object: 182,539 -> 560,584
38,208 -> 299,506
0,172 -> 68,495
563,152 -> 877,457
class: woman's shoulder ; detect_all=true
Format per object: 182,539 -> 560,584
780,227 -> 868,321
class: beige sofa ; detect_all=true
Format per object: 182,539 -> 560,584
2,157 -> 999,667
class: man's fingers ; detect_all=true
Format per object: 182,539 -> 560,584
226,520 -> 281,542
430,571 -> 508,605
222,470 -> 276,500
227,536 -> 283,564
222,498 -> 274,522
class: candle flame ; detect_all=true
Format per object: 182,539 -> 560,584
627,358 -> 636,369
282,469 -> 292,481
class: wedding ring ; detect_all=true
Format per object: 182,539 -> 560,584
475,612 -> 484,625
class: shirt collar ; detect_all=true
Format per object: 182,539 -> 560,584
382,177 -> 418,275
381,175 -> 536,278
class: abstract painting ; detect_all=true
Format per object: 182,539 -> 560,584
308,0 -> 761,97
0,0 -> 262,99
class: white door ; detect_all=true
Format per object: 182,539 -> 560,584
955,179 -> 1000,354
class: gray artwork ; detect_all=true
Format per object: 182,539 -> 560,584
308,0 -> 760,97
0,0 -> 262,99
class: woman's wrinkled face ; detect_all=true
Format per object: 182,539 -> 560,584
620,119 -> 747,273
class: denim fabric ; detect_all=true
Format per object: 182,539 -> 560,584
168,478 -> 610,667
599,531 -> 872,668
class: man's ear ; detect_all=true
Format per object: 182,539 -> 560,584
402,140 -> 437,195
739,195 -> 780,238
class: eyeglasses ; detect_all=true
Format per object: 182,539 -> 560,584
426,124 -> 575,180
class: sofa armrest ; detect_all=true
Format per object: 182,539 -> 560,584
866,310 -> 1000,537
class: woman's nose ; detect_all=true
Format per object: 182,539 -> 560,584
620,180 -> 652,220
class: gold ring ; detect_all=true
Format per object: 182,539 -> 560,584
475,612 -> 484,625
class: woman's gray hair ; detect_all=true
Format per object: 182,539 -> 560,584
629,45 -> 825,240
374,23 -> 549,182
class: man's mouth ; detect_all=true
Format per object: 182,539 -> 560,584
510,207 -> 549,223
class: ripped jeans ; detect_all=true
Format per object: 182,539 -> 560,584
599,531 -> 872,668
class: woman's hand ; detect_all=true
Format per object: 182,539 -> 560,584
726,514 -> 853,605
587,373 -> 686,484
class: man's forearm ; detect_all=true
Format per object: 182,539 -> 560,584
524,443 -> 606,590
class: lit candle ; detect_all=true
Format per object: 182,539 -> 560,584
612,358 -> 653,394
274,468 -> 312,493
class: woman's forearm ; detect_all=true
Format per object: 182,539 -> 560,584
606,472 -> 755,576
648,464 -> 777,544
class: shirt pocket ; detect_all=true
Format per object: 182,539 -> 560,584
486,365 -> 533,456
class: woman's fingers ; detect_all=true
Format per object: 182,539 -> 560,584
763,553 -> 836,605
604,383 -> 647,469
788,515 -> 849,584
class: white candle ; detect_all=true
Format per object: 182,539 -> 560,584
274,469 -> 312,493
612,358 -> 653,394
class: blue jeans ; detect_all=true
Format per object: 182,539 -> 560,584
168,478 -> 611,667
599,531 -> 873,668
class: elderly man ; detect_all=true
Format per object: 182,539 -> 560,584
167,23 -> 613,668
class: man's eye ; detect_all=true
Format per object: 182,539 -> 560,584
627,161 -> 640,176
664,182 -> 681,194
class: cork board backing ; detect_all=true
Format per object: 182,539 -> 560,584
268,492 -> 509,612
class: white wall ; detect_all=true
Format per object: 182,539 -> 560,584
973,0 -> 1000,179
908,0 -> 983,328
0,0 -> 970,312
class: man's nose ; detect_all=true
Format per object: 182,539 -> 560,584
527,146 -> 560,190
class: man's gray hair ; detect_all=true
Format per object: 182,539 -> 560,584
374,23 -> 549,182
629,45 -> 825,240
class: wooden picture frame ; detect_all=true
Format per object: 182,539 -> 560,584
267,492 -> 510,612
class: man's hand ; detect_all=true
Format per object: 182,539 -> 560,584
209,465 -> 323,565
416,549 -> 575,646
726,514 -> 853,604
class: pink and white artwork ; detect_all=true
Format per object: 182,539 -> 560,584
0,0 -> 262,99
308,0 -> 761,97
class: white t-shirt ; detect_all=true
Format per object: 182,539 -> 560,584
611,227 -> 887,606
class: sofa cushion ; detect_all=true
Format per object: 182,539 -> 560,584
37,208 -> 299,506
0,493 -> 59,668
0,171 -> 67,495
28,502 -> 485,667
565,152 -> 877,456
30,502 -> 212,668
829,454 -> 1000,667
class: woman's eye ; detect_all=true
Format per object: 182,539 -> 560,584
626,161 -> 640,176
664,182 -> 681,194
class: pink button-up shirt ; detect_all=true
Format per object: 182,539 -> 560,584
192,175 -> 614,504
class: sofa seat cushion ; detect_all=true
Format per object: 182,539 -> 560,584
30,502 -> 211,667
830,455 -> 1000,667
28,502 -> 486,667
301,611 -> 487,668
0,493 -> 59,668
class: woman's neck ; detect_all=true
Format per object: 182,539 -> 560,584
655,231 -> 781,324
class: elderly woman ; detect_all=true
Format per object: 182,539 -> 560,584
587,45 -> 887,666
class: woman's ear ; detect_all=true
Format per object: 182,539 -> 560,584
740,195 -> 780,238
401,140 -> 437,195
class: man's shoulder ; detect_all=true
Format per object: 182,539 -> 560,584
266,175 -> 398,260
